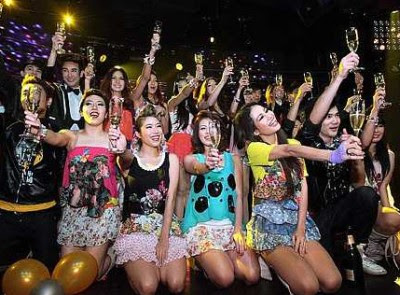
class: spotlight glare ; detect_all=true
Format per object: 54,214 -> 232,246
175,63 -> 183,71
63,13 -> 74,26
210,36 -> 215,43
4,0 -> 13,6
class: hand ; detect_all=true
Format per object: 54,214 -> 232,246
238,76 -> 249,89
205,148 -> 220,170
338,52 -> 360,79
82,64 -> 95,81
232,230 -> 246,255
292,227 -> 307,257
222,66 -> 234,82
51,32 -> 66,52
354,72 -> 364,92
330,133 -> 364,163
372,87 -> 385,111
24,110 -> 41,139
330,66 -> 339,81
195,64 -> 204,81
296,83 -> 312,101
108,127 -> 127,154
344,95 -> 360,113
156,236 -> 169,266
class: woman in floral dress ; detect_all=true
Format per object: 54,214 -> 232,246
233,103 -> 361,294
114,105 -> 187,294
182,111 -> 260,288
25,89 -> 126,279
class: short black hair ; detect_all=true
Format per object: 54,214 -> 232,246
21,59 -> 45,71
57,53 -> 86,70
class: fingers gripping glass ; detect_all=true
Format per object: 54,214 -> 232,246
109,97 -> 124,154
345,27 -> 365,72
303,72 -> 314,100
224,57 -> 236,85
208,121 -> 222,170
374,72 -> 391,109
349,99 -> 365,137
56,22 -> 66,55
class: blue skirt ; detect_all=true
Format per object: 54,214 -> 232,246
246,198 -> 320,251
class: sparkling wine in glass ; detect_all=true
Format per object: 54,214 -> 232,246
208,120 -> 222,169
374,72 -> 392,108
194,52 -> 204,81
56,22 -> 66,55
345,27 -> 364,71
330,52 -> 338,67
22,84 -> 42,141
86,46 -> 95,66
275,74 -> 283,86
109,96 -> 124,153
240,68 -> 252,94
304,72 -> 314,100
224,57 -> 235,85
152,20 -> 162,50
349,99 -> 366,136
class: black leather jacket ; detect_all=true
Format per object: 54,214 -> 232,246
0,121 -> 59,205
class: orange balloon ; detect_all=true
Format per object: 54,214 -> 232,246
52,251 -> 98,295
2,258 -> 50,295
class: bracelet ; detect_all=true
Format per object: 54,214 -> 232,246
39,124 -> 48,141
367,116 -> 378,125
188,78 -> 197,89
233,97 -> 241,103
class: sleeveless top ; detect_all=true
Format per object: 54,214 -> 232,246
122,152 -> 170,221
182,152 -> 237,233
61,146 -> 119,218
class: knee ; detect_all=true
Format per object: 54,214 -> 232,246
243,268 -> 260,285
320,273 -> 342,294
133,279 -> 158,295
293,278 -> 319,295
210,271 -> 235,289
355,187 -> 379,206
166,277 -> 185,294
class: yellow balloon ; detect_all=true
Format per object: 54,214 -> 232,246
52,251 -> 98,295
2,258 -> 50,295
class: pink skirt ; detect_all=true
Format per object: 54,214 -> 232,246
114,232 -> 188,267
167,133 -> 193,164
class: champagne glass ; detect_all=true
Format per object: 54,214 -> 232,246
349,99 -> 366,136
109,96 -> 124,153
330,52 -> 338,67
152,20 -> 162,50
56,22 -> 66,55
303,72 -> 314,100
275,73 -> 283,86
194,52 -> 204,81
194,52 -> 203,65
21,84 -> 42,141
345,27 -> 364,71
224,57 -> 235,85
374,72 -> 392,108
208,120 -> 222,170
240,68 -> 252,94
86,45 -> 95,66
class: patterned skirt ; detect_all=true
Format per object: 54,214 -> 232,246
114,213 -> 188,267
246,198 -> 320,252
58,205 -> 121,247
185,219 -> 236,256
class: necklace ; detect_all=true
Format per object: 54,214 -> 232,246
136,151 -> 165,171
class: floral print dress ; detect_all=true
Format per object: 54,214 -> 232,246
246,139 -> 320,251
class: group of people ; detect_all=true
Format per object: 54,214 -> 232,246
0,23 -> 398,295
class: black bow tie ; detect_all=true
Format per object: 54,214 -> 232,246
66,86 -> 81,95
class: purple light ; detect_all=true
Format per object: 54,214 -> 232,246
22,26 -> 28,30
25,34 -> 31,39
8,29 -> 15,34
34,24 -> 42,29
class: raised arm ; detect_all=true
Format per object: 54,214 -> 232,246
228,76 -> 247,118
198,65 -> 233,110
286,82 -> 312,122
309,52 -> 358,125
360,88 -> 385,149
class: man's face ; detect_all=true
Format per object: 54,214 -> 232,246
320,106 -> 341,140
62,61 -> 80,88
21,65 -> 42,79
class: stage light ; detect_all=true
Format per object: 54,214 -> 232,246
210,36 -> 215,43
176,63 -> 183,71
4,0 -> 13,7
99,54 -> 107,63
63,13 -> 74,26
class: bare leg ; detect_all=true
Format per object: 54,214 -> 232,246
375,206 -> 400,235
86,242 -> 110,279
175,165 -> 190,219
159,257 -> 187,293
195,250 -> 235,288
227,248 -> 260,285
302,241 -> 342,294
261,246 -> 320,295
124,260 -> 160,295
